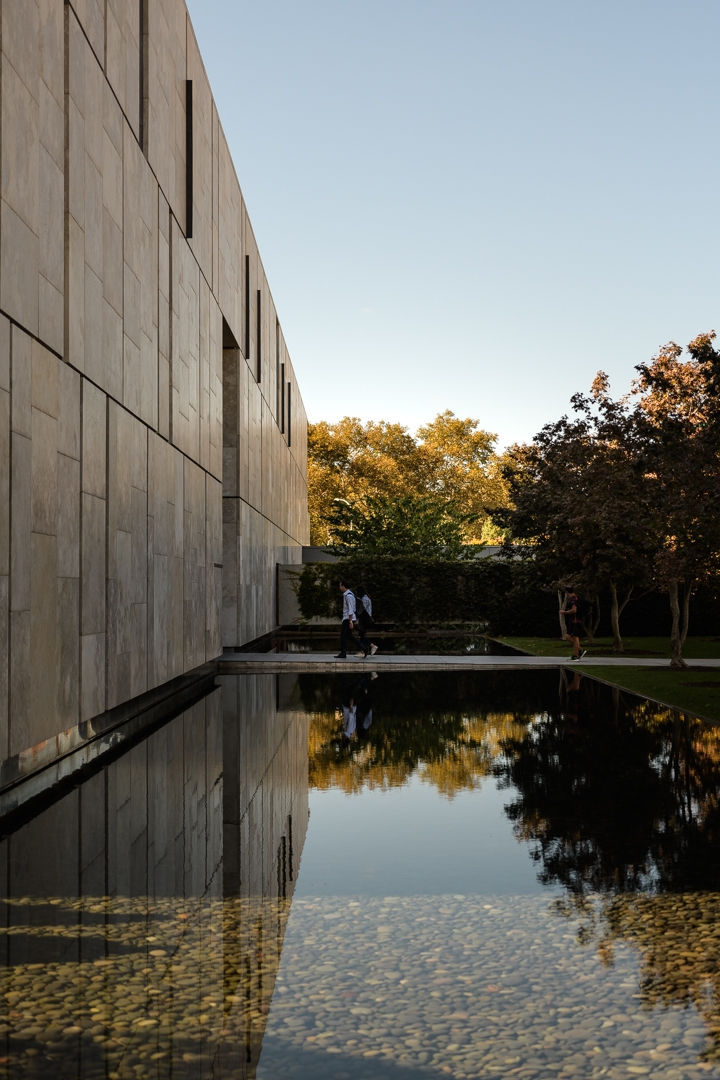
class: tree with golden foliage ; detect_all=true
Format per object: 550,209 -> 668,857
308,411 -> 509,547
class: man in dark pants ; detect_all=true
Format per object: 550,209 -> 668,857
336,581 -> 367,658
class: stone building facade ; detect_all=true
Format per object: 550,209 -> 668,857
0,1 -> 309,764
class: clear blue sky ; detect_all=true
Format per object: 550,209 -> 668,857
186,0 -> 719,452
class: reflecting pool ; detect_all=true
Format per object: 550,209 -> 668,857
2,669 -> 720,1078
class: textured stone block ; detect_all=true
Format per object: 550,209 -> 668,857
81,492 -> 105,634
107,403 -> 148,708
148,433 -> 184,687
57,453 -> 80,579
81,380 -> 106,498
206,476 -> 222,659
10,431 -> 31,611
106,0 -> 141,140
57,575 -> 80,726
70,0 -> 105,66
183,457 -> 205,670
29,530 -> 58,736
147,0 -> 186,225
0,202 -> 39,336
31,407 -> 57,537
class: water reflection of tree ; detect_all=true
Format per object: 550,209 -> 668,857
495,675 -> 720,1061
496,679 -> 720,898
303,670 -> 556,796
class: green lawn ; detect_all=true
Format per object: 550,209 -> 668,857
496,636 -> 720,722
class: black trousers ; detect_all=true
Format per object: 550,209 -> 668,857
340,619 -> 361,655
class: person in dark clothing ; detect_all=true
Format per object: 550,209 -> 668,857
560,589 -> 587,661
355,586 -> 378,656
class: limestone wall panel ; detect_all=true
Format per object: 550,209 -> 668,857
199,284 -> 222,480
187,28 -> 214,285
171,221 -> 200,463
1,0 -> 64,350
80,378 -> 106,719
238,360 -> 251,501
106,0 -> 141,140
67,16 -> 124,399
158,193 -> 171,440
244,224 -> 259,370
206,476 -> 222,660
183,457 -> 206,671
217,127 -> 243,347
68,0 -> 104,66
107,403 -> 148,710
212,108 -> 220,295
220,507 -> 236,646
222,348 -> 239,499
148,433 -> 184,689
123,126 -> 158,428
247,375 -> 262,511
147,0 -> 186,227
81,491 -> 106,719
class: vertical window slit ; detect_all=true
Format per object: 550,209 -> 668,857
185,80 -> 193,237
244,255 -> 250,359
256,289 -> 262,383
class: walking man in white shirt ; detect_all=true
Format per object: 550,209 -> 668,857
336,581 -> 367,658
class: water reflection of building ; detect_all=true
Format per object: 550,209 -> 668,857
0,674 -> 308,1078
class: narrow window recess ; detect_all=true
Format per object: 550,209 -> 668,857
244,254 -> 250,360
185,80 -> 193,237
255,289 -> 262,383
140,0 -> 149,154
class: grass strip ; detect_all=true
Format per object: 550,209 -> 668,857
498,636 -> 720,722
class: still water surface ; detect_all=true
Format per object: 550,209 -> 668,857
2,669 -> 720,1078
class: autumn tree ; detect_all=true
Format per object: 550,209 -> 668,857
308,418 -> 424,545
308,412 -> 508,548
631,334 -> 720,667
497,376 -> 656,651
325,491 -> 477,559
415,411 -> 509,541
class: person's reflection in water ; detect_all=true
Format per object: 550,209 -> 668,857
355,671 -> 377,740
336,672 -> 378,747
559,668 -> 582,725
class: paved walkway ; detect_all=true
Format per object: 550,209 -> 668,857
220,651 -> 720,673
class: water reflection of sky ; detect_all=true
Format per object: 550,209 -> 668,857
297,777 -> 548,898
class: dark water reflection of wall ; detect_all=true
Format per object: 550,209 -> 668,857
0,674 -> 308,1080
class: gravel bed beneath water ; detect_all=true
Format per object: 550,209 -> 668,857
1,891 -> 719,1079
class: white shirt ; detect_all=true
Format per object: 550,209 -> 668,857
342,589 -> 357,621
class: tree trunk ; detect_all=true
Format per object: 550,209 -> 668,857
668,580 -> 688,669
680,584 -> 692,649
609,583 -> 634,653
558,589 -> 567,637
609,582 -> 623,653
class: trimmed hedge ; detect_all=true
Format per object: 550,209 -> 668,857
295,556 -> 553,634
294,557 -> 720,638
